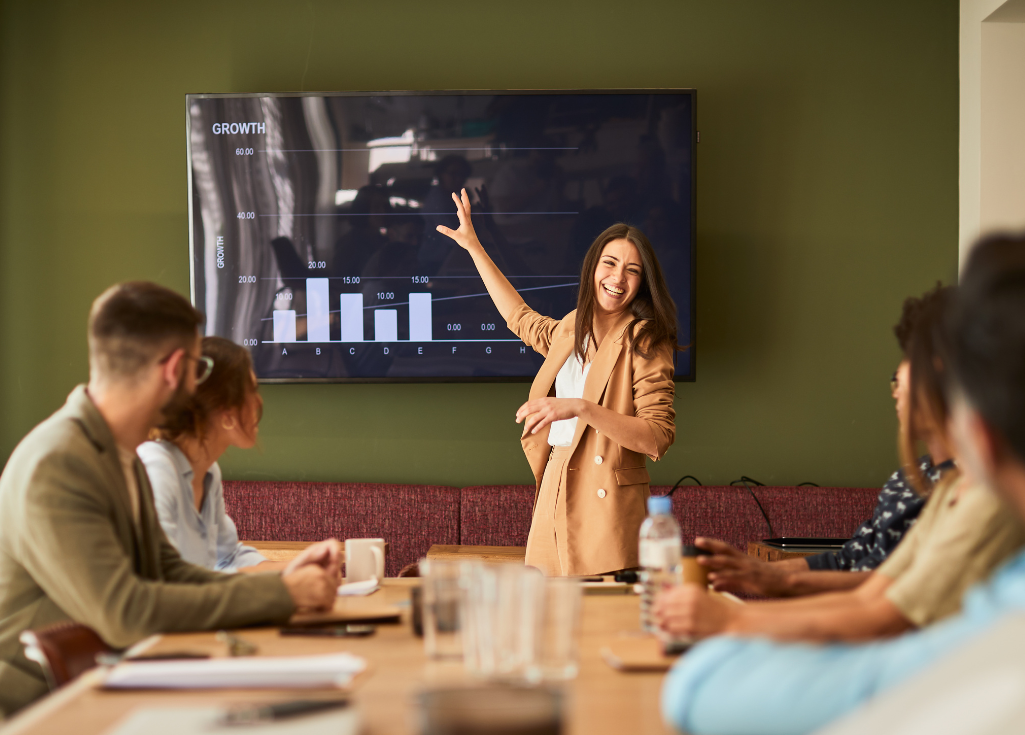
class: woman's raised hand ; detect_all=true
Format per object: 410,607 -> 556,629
435,188 -> 481,252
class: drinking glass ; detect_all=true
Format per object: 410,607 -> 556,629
461,563 -> 542,680
524,576 -> 582,683
420,559 -> 464,660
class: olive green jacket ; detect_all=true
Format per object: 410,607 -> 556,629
0,386 -> 295,717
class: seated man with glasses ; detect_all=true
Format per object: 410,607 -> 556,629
0,282 -> 342,718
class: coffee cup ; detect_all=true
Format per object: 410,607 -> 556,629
681,545 -> 711,587
345,538 -> 385,583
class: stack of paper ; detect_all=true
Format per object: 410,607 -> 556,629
103,652 -> 365,690
337,578 -> 379,596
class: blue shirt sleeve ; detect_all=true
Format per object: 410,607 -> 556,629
208,462 -> 266,571
662,615 -> 987,735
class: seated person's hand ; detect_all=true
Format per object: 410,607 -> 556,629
653,583 -> 738,639
284,539 -> 344,587
282,564 -> 337,611
696,537 -> 790,597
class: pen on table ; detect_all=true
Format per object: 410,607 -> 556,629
220,698 -> 350,726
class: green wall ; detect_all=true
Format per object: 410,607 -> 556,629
0,0 -> 959,487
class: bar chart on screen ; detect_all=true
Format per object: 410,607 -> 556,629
263,276 -> 575,345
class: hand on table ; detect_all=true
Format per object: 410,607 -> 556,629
282,564 -> 337,611
516,397 -> 588,435
653,583 -> 738,639
284,538 -> 344,586
695,537 -> 791,597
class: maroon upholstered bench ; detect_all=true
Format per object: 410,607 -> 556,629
223,481 -> 461,577
224,481 -> 880,575
659,485 -> 880,552
460,485 -> 536,547
458,484 -> 880,553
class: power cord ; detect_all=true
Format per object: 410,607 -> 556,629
664,475 -> 703,497
730,476 -> 775,538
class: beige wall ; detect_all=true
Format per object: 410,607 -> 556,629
961,0 -> 1025,264
981,21 -> 1025,231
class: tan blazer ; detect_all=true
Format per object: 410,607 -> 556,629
0,386 -> 295,717
507,303 -> 676,575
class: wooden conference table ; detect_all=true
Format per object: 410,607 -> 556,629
5,564 -> 673,735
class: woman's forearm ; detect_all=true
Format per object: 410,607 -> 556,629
728,595 -> 912,643
466,244 -> 525,323
781,570 -> 871,597
578,401 -> 657,457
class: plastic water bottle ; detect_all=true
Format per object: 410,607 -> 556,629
638,495 -> 682,632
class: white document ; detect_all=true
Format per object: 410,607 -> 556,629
105,706 -> 359,735
104,652 -> 365,690
337,578 -> 379,596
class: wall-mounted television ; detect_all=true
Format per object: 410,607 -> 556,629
187,90 -> 696,382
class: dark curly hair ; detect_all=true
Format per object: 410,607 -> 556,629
156,337 -> 261,443
945,233 -> 1025,465
895,284 -> 954,494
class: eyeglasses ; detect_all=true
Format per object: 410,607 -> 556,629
159,350 -> 215,384
890,371 -> 899,392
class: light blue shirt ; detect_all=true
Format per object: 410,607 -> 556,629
661,548 -> 1025,735
138,440 -> 265,572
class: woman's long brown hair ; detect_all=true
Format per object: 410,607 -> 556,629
574,223 -> 684,362
156,336 -> 262,444
898,285 -> 954,494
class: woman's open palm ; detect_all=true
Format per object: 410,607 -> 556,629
435,188 -> 481,252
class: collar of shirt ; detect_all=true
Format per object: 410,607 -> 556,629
159,440 -> 215,513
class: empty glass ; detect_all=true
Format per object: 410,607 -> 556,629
524,576 -> 582,683
460,563 -> 582,684
420,559 -> 464,660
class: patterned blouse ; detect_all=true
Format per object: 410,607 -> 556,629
806,456 -> 957,572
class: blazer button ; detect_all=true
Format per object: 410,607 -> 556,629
597,488 -> 607,499
594,455 -> 603,465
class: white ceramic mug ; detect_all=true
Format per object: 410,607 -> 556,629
345,538 -> 385,583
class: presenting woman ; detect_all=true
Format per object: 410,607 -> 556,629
438,189 -> 679,576
139,337 -> 278,572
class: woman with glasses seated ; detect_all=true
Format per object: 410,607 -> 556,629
139,337 -> 278,572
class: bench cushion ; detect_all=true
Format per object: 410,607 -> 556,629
658,485 -> 880,552
457,484 -> 879,553
459,485 -> 537,547
223,481 -> 461,576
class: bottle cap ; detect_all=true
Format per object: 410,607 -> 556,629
647,495 -> 672,515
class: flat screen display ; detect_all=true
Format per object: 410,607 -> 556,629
187,91 -> 695,382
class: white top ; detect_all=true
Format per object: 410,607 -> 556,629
138,440 -> 266,571
548,350 -> 591,447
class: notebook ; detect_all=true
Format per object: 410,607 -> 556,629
103,652 -> 365,690
104,706 -> 359,735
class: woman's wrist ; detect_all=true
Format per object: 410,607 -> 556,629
575,399 -> 595,424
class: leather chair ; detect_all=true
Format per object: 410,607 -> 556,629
20,622 -> 114,691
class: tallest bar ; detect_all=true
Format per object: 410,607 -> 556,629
306,278 -> 330,342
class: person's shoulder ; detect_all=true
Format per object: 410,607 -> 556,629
137,439 -> 176,466
6,404 -> 101,475
137,441 -> 185,500
0,407 -> 110,508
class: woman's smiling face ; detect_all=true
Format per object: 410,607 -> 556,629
593,238 -> 643,315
